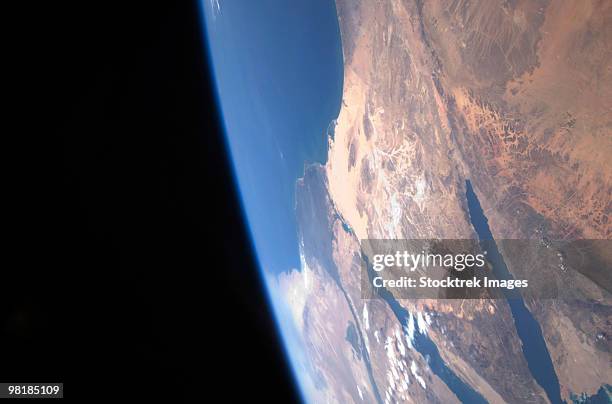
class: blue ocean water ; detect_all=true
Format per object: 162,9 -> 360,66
202,0 -> 343,275
201,3 -> 344,401
465,180 -> 563,404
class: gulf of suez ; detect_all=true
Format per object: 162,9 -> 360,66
372,276 -> 528,289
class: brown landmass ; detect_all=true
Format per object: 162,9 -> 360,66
275,0 -> 611,402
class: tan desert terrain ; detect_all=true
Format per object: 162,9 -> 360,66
276,0 -> 611,402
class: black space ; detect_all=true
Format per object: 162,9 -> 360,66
7,1 -> 300,402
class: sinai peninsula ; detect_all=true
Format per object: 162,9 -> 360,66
275,0 -> 611,403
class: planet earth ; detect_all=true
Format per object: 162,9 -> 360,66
202,1 -> 611,403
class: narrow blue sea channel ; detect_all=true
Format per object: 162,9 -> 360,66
364,256 -> 488,404
465,180 -> 563,404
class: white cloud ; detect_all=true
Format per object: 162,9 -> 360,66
411,361 -> 427,389
362,303 -> 370,331
209,0 -> 221,20
404,312 -> 415,349
417,311 -> 429,334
